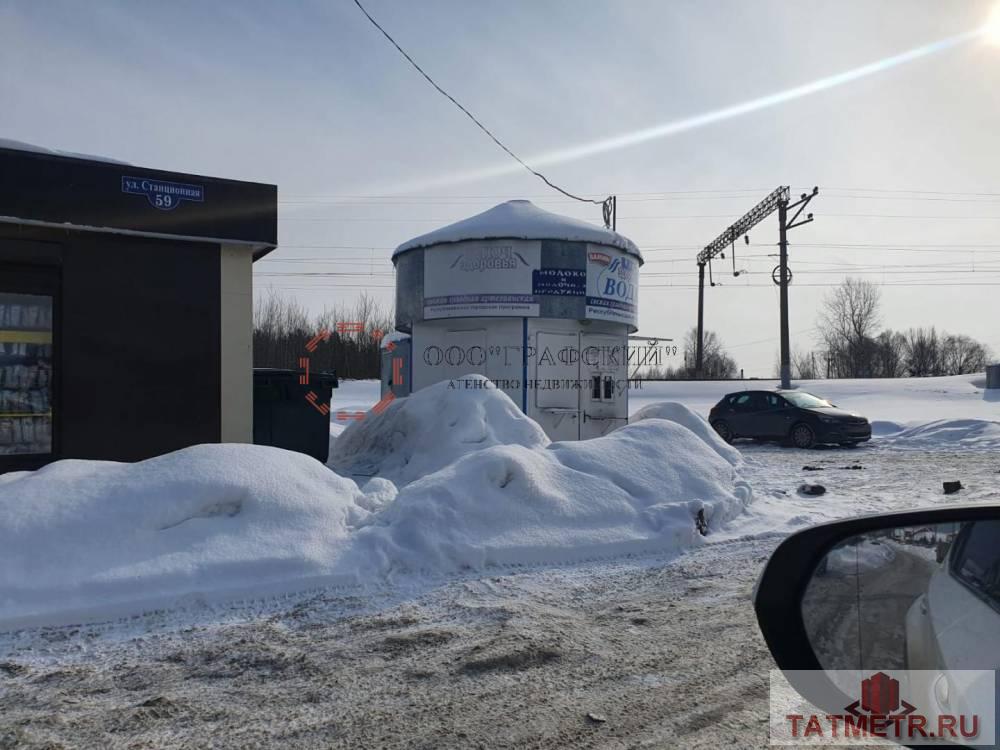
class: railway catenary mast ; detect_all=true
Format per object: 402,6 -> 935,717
696,186 -> 817,386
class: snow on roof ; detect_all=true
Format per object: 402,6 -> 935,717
393,199 -> 643,261
0,137 -> 131,165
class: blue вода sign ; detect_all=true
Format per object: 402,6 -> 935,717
121,176 -> 205,211
532,268 -> 586,296
586,250 -> 638,326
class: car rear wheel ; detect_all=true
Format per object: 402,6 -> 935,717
711,420 -> 733,443
790,423 -> 815,449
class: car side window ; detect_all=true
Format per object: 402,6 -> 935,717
765,394 -> 787,410
732,394 -> 753,412
949,521 -> 1000,612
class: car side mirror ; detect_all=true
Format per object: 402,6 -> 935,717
754,506 -> 1000,747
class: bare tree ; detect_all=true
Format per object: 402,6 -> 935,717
874,330 -> 907,378
792,349 -> 820,380
818,278 -> 882,378
683,328 -> 737,379
814,279 -> 991,379
904,327 -> 942,377
941,334 -> 990,375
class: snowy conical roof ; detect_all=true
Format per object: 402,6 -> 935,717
393,199 -> 642,261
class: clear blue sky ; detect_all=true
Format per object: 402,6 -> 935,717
3,0 -> 999,374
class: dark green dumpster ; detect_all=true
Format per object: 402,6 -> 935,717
252,368 -> 338,462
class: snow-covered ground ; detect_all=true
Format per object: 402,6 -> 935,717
630,373 -> 999,427
0,374 -> 997,748
335,373 -> 1000,439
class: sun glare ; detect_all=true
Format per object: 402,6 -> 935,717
986,3 -> 1000,45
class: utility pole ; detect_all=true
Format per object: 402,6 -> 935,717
602,195 -> 617,231
776,187 -> 819,389
778,199 -> 790,388
695,262 -> 705,375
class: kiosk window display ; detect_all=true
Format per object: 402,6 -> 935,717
0,274 -> 55,458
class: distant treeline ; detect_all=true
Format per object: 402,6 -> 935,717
639,327 -> 738,380
255,280 -> 993,383
794,327 -> 993,379
796,278 -> 994,379
636,280 -> 994,381
253,292 -> 392,379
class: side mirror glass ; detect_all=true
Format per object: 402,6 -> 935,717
755,508 -> 1000,748
803,521 -> 1000,673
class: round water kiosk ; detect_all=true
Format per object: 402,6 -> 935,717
383,199 -> 643,440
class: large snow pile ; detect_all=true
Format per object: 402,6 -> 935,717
0,378 -> 752,629
329,375 -> 549,485
0,445 -> 373,627
344,418 -> 751,573
876,418 -> 1000,451
823,538 -> 897,574
630,401 -> 742,465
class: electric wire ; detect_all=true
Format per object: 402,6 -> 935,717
351,0 -> 606,207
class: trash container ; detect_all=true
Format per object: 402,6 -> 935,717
987,364 -> 1000,390
252,368 -> 338,462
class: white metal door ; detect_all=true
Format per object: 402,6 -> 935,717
533,330 -> 579,440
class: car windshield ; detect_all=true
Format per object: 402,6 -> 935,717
782,392 -> 835,409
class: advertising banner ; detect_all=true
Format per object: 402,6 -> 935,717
585,247 -> 638,327
423,240 -> 540,319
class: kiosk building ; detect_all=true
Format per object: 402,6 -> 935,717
384,200 -> 642,440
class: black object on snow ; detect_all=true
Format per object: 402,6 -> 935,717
695,508 -> 709,536
253,368 -> 338,462
943,481 -> 963,495
798,483 -> 827,496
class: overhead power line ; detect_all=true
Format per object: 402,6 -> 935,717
351,0 -> 610,217
276,211 -> 1000,223
261,281 -> 1000,291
